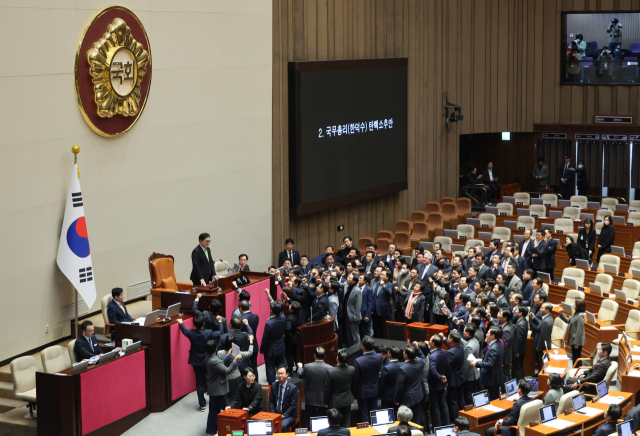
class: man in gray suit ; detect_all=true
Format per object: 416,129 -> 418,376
460,325 -> 480,405
205,340 -> 243,436
298,347 -> 333,428
342,273 -> 362,350
530,302 -> 553,373
324,349 -> 355,427
533,158 -> 550,188
505,263 -> 522,295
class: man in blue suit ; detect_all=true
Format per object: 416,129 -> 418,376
107,288 -> 133,324
471,326 -> 504,400
417,252 -> 438,283
269,366 -> 299,430
530,229 -> 548,279
379,346 -> 402,413
485,379 -> 534,436
543,228 -> 557,280
447,330 -> 466,422
261,302 -> 287,384
352,336 -> 383,423
239,300 -> 260,375
311,283 -> 330,321
178,316 -> 224,411
394,344 -> 427,426
74,320 -> 101,360
371,270 -> 393,338
483,240 -> 502,267
428,334 -> 450,427
557,155 -> 575,201
358,273 -> 374,339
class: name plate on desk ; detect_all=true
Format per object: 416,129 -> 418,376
357,423 -> 369,429
296,429 -> 309,434
459,236 -> 467,239
627,223 -> 634,226
234,432 -> 245,436
531,215 -> 538,218
530,420 -> 540,427
619,273 -> 626,277
627,255 -> 634,258
578,286 -> 585,291
596,220 -> 602,223
482,224 -> 489,228
464,405 -> 474,411
552,281 -> 559,285
556,230 -> 563,234
564,409 -> 573,415
499,213 -> 506,216
518,227 -> 525,230
517,202 -> 523,205
545,204 -> 551,207
233,274 -> 250,287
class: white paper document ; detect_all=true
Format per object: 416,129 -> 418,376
575,368 -> 587,377
575,406 -> 603,417
631,346 -> 640,352
481,405 -> 505,413
544,367 -> 566,374
373,426 -> 389,434
628,370 -> 640,377
549,354 -> 570,361
231,343 -> 241,358
600,326 -> 617,330
599,395 -> 624,404
632,355 -> 640,361
134,316 -> 145,325
543,419 -> 574,430
467,354 -> 477,364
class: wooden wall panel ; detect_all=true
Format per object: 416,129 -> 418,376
271,0 -> 640,263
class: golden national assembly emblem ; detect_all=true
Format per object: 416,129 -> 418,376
74,6 -> 152,137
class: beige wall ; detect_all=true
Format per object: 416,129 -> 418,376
0,1 -> 272,362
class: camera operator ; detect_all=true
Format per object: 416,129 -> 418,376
566,41 -> 582,83
607,18 -> 622,60
597,47 -> 614,82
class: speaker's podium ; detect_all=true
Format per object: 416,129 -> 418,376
296,315 -> 339,365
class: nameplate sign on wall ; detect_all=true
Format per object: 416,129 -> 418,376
74,6 -> 152,137
594,115 -> 633,124
575,134 -> 599,140
542,133 -> 566,139
630,136 -> 640,141
602,135 -> 627,141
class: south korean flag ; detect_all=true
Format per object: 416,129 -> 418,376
56,164 -> 97,309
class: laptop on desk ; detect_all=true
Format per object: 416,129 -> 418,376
451,244 -> 464,253
434,425 -> 456,436
420,242 -> 434,251
549,210 -> 562,219
504,220 -> 517,229
124,341 -> 141,356
503,196 -> 515,204
486,206 -> 498,214
504,379 -> 520,401
539,404 -> 557,424
596,380 -> 608,399
97,350 -> 118,366
310,417 -> 330,433
614,289 -> 628,301
467,218 -> 480,226
603,263 -> 618,274
70,360 -> 89,375
613,216 -> 626,225
531,198 -> 543,205
589,283 -> 602,296
581,213 -> 595,222
514,234 -> 524,244
561,302 -> 573,315
585,311 -> 597,325
617,204 -> 629,212
632,269 -> 640,280
587,201 -> 601,210
370,408 -> 394,433
575,259 -> 590,270
564,277 -> 578,289
444,229 -> 458,239
517,209 -> 530,216
248,420 -> 273,436
537,272 -> 551,284
559,199 -> 572,208
472,390 -> 491,409
617,420 -> 634,436
612,246 -> 625,256
478,232 -> 492,240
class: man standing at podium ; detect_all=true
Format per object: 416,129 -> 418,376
190,233 -> 215,287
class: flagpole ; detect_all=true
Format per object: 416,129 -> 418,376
72,145 -> 80,339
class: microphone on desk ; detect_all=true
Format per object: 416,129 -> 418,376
220,259 -> 235,274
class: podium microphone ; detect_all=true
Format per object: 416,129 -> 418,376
220,259 -> 234,273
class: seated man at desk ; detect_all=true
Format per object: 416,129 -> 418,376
485,379 -> 534,436
107,287 -> 133,324
318,408 -> 350,436
453,416 -> 481,436
268,365 -> 299,431
388,405 -> 421,433
565,343 -> 613,394
74,320 -> 102,360
594,404 -> 622,436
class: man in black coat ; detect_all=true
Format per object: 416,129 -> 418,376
261,303 -> 287,384
566,343 -> 613,395
318,409 -> 351,436
325,349 -> 356,427
593,405 -> 623,436
74,320 -> 101,360
178,316 -> 224,411
239,300 -> 260,374
511,306 -> 529,382
190,233 -> 215,286
471,326 -> 504,400
379,346 -> 403,414
543,229 -> 557,280
530,229 -> 547,278
485,380 -> 535,436
482,162 -> 501,200
352,336 -> 383,423
428,335 -> 450,427
278,238 -> 301,267
192,295 -> 227,332
446,330 -> 466,422
557,155 -> 575,201
221,317 -> 254,372
394,343 -> 428,426
269,366 -> 299,430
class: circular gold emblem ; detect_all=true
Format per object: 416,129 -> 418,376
75,6 -> 152,137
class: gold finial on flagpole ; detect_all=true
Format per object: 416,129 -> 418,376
71,145 -> 80,178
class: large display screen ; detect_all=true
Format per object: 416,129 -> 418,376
288,58 -> 408,215
562,12 -> 640,85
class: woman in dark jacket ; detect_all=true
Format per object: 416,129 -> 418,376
565,235 -> 589,266
404,282 -> 427,322
227,367 -> 262,416
597,215 -> 616,263
575,161 -> 590,196
578,218 -> 596,261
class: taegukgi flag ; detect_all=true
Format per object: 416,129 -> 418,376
56,163 -> 96,308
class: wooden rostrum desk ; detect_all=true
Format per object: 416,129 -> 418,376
296,316 -> 339,365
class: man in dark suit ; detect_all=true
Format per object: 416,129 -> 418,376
518,229 -> 534,266
311,283 -> 330,321
484,240 -> 502,267
261,302 -> 287,384
428,335 -> 450,427
269,366 -> 299,430
417,252 -> 439,283
485,380 -> 534,436
74,320 -> 101,360
318,409 -> 351,436
278,238 -> 301,267
379,346 -> 402,413
371,270 -> 393,338
222,317 -> 253,372
543,228 -> 557,280
474,255 -> 490,281
511,306 -> 529,382
530,229 -> 548,278
395,343 -> 428,426
358,274 -> 375,339
446,330 -> 466,422
520,270 -> 534,306
499,309 -> 514,382
107,287 -> 133,324
566,343 -> 613,394
453,416 -> 482,436
178,316 -> 224,411
190,233 -> 215,287
471,326 -> 504,400
482,162 -> 501,200
557,155 -> 576,201
239,300 -> 260,374
239,253 -> 250,271
192,296 -> 227,332
352,336 -> 383,423
511,245 -> 527,280
530,302 -> 553,374
325,349 -> 355,427
593,405 -> 622,436
297,347 -> 332,428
